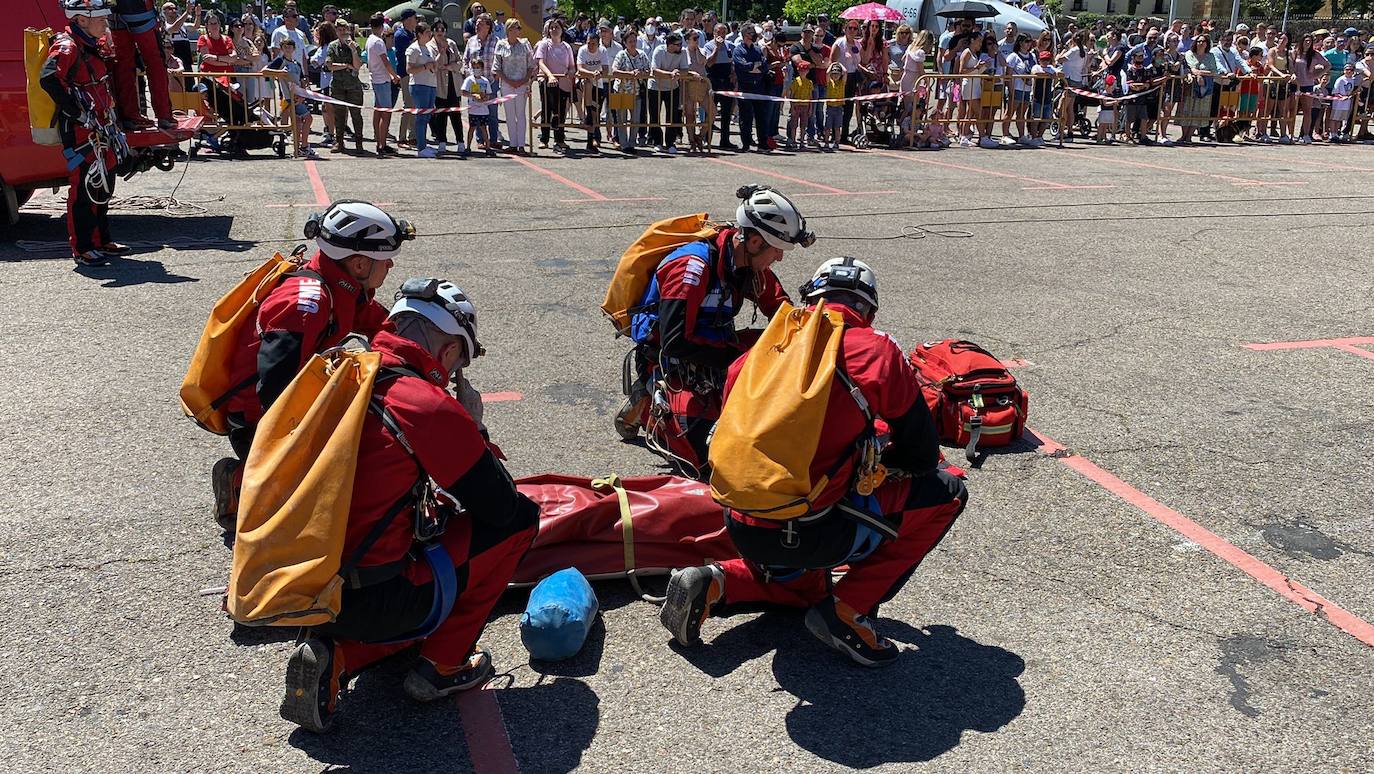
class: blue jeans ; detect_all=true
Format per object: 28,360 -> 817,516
485,81 -> 502,142
411,84 -> 436,150
765,83 -> 783,140
808,82 -> 824,139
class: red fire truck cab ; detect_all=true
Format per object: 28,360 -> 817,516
2,0 -> 199,224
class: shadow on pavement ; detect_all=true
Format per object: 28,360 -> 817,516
679,613 -> 1026,767
0,213 -> 255,263
74,256 -> 200,287
290,653 -> 601,773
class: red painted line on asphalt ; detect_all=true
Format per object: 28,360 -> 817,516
458,687 -> 519,774
869,149 -> 1098,190
1204,147 -> 1374,173
1332,343 -> 1374,361
483,391 -> 524,402
1029,428 -> 1374,649
1052,150 -> 1305,187
304,160 -> 330,206
792,190 -> 901,197
509,154 -> 609,201
560,197 -> 668,203
707,157 -> 851,194
1244,336 -> 1374,350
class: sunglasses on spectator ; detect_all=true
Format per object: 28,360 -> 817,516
846,25 -> 859,31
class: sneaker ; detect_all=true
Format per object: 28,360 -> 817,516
73,250 -> 110,267
211,457 -> 241,531
1161,138 -> 1175,146
804,598 -> 899,668
958,137 -> 972,148
417,147 -> 438,158
435,142 -> 446,155
660,564 -> 724,647
666,144 -> 679,155
456,143 -> 468,154
329,144 -> 345,154
1031,137 -> 1045,147
978,136 -> 997,148
100,242 -> 130,255
403,651 -> 493,702
1280,134 -> 1293,144
1298,135 -> 1312,145
280,638 -> 345,733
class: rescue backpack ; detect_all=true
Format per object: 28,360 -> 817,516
179,246 -> 327,435
227,348 -> 457,631
709,302 -> 886,524
601,213 -> 723,336
228,348 -> 382,626
909,340 -> 1029,465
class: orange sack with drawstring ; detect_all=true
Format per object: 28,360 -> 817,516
228,350 -> 380,626
601,212 -> 722,336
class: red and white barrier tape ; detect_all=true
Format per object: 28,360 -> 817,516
293,85 -> 520,114
713,88 -> 911,104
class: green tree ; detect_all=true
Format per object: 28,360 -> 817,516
782,0 -> 849,25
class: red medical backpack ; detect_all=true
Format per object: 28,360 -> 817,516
909,340 -> 1029,465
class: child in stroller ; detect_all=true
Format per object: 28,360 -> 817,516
189,75 -> 289,158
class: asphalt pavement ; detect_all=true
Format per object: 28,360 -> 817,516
1,136 -> 1372,773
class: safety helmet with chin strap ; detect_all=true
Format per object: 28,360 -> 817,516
388,278 -> 483,367
304,200 -> 415,262
799,256 -> 879,313
63,0 -> 112,18
734,185 -> 815,252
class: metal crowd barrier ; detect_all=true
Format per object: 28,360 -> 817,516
157,69 -> 300,156
530,72 -> 712,153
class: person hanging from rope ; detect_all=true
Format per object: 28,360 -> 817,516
40,0 -> 132,268
615,185 -> 813,478
109,0 -> 177,131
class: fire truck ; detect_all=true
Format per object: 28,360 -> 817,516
2,0 -> 198,225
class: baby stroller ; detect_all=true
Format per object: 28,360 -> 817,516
189,77 -> 289,159
1047,79 -> 1095,141
852,87 -> 904,148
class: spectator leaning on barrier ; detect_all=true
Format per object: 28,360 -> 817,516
611,28 -> 649,153
466,14 -> 503,148
267,38 -> 314,156
198,13 -> 243,75
831,18 -> 861,143
393,9 -> 419,147
535,18 -> 575,152
430,21 -> 467,156
682,28 -> 712,153
325,22 -> 364,154
1124,45 -> 1160,145
493,18 -> 535,153
406,22 -> 439,158
366,15 -> 400,155
648,31 -> 687,153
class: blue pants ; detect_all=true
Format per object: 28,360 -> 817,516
765,83 -> 783,140
411,84 -> 437,150
737,93 -> 767,149
808,82 -> 824,139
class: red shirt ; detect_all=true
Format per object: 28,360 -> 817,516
225,252 -> 389,423
724,304 -> 922,511
347,331 -> 491,583
198,33 -> 237,73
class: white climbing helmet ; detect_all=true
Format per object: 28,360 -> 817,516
305,200 -> 415,262
389,278 -> 484,365
63,0 -> 112,17
734,185 -> 815,252
799,256 -> 879,312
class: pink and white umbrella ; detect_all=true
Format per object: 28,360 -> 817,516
839,2 -> 907,22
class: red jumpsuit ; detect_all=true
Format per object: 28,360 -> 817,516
315,330 -> 539,672
110,0 -> 173,125
641,228 -> 789,471
716,304 -> 968,616
222,252 -> 389,457
39,26 -> 121,257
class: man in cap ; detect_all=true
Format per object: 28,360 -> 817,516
393,8 -> 420,147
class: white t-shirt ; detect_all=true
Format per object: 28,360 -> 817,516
1062,46 -> 1089,81
1005,49 -> 1032,91
462,74 -> 491,115
406,41 -> 437,89
270,25 -> 307,67
649,44 -> 689,90
365,34 -> 390,83
577,44 -> 613,87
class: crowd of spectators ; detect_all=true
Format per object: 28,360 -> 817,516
150,2 -> 1374,157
